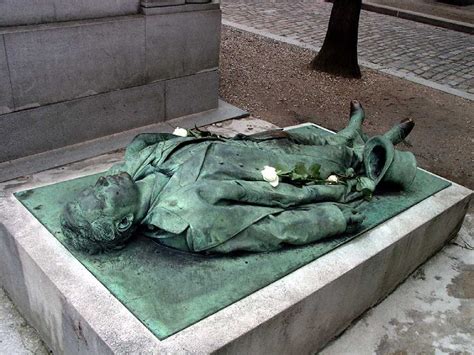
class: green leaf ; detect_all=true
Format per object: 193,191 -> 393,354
188,127 -> 221,139
275,164 -> 291,175
294,163 -> 308,179
308,163 -> 321,179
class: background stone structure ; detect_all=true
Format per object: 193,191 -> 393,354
0,0 -> 220,167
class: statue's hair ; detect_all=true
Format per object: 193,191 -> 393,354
60,200 -> 134,254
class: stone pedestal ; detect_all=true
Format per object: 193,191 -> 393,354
0,122 -> 471,354
0,1 -> 225,181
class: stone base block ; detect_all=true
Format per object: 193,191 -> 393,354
0,9 -> 221,113
141,0 -> 212,8
1,16 -> 147,111
0,0 -> 140,27
1,82 -> 165,163
0,6 -> 222,178
141,0 -> 185,7
187,0 -> 211,3
140,1 -> 219,15
144,9 -> 220,80
0,123 -> 471,354
0,99 -> 245,182
0,70 -> 220,172
166,70 -> 219,119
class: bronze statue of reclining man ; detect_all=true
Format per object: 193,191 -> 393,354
61,101 -> 416,254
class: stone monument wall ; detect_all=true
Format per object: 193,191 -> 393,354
0,0 -> 220,164
0,0 -> 141,27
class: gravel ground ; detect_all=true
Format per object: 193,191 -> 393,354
219,26 -> 474,189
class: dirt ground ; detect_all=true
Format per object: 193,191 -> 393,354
219,26 -> 474,189
364,0 -> 474,24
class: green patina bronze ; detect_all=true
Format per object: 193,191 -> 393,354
58,101 -> 420,255
15,101 -> 450,339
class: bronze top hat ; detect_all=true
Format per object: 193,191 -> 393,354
363,136 -> 417,190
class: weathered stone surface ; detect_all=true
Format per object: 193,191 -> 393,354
0,82 -> 164,162
0,100 -> 247,182
0,36 -> 14,115
0,288 -> 50,355
145,9 -> 220,81
141,0 -> 185,7
321,211 -> 474,354
165,70 -> 219,119
4,16 -> 146,110
186,0 -> 211,3
0,0 -> 140,27
141,1 -> 219,15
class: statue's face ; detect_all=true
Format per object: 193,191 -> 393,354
60,172 -> 140,253
75,172 -> 139,229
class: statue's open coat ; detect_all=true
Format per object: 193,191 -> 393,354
110,127 -> 369,253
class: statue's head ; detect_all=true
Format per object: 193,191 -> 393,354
60,172 -> 139,254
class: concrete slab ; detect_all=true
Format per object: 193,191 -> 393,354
145,9 -> 220,81
4,16 -> 146,110
0,287 -> 50,355
0,100 -> 247,182
0,81 -> 165,162
0,36 -> 13,115
321,211 -> 474,354
0,0 -> 140,27
141,0 -> 185,7
207,116 -> 278,136
0,122 -> 471,354
165,70 -> 219,119
141,1 -> 220,15
1,7 -> 223,168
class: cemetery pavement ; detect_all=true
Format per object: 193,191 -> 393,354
0,287 -> 49,354
221,0 -> 474,97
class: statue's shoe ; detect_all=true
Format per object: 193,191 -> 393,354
350,100 -> 362,116
384,118 -> 415,145
348,100 -> 365,126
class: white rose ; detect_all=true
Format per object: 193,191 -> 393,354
173,127 -> 188,137
261,166 -> 279,187
326,175 -> 339,183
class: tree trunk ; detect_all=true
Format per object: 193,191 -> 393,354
310,0 -> 362,78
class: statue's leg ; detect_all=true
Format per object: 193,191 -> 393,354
382,118 -> 415,145
285,100 -> 367,147
329,100 -> 368,146
347,100 -> 365,132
